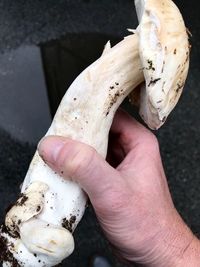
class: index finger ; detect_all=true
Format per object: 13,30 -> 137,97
110,109 -> 154,155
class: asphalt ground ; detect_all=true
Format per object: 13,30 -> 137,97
0,0 -> 200,266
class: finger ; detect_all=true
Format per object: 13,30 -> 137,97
38,136 -> 122,201
111,109 -> 156,155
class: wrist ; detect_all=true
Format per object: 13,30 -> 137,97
122,209 -> 200,267
147,213 -> 200,267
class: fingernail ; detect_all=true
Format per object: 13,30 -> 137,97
38,137 -> 66,163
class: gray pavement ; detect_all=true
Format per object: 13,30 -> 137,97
0,45 -> 51,143
0,0 -> 200,266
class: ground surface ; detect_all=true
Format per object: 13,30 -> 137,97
0,0 -> 200,266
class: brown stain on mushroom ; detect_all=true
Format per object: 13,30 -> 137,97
105,88 -> 122,116
161,61 -> 165,73
36,246 -> 53,254
0,225 -> 21,267
162,81 -> 166,93
36,206 -> 41,212
176,82 -> 185,94
148,78 -> 161,87
146,59 -> 155,71
62,216 -> 76,233
16,195 -> 28,207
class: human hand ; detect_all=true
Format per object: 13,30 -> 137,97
38,109 -> 200,267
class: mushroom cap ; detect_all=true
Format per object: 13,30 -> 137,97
135,0 -> 190,129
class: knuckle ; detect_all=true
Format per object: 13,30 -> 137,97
101,195 -> 128,216
95,184 -> 129,215
150,134 -> 160,152
143,132 -> 160,153
148,132 -> 159,147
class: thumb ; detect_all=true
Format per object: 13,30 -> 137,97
38,136 -> 121,201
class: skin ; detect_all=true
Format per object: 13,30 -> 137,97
38,109 -> 200,267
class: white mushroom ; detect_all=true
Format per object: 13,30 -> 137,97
0,0 -> 189,266
133,0 -> 190,129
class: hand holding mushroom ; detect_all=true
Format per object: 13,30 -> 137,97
38,109 -> 200,267
0,0 -> 192,266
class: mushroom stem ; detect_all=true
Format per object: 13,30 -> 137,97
1,33 -> 144,267
45,34 -> 143,157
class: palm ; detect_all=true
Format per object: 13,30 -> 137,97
95,110 -> 175,261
